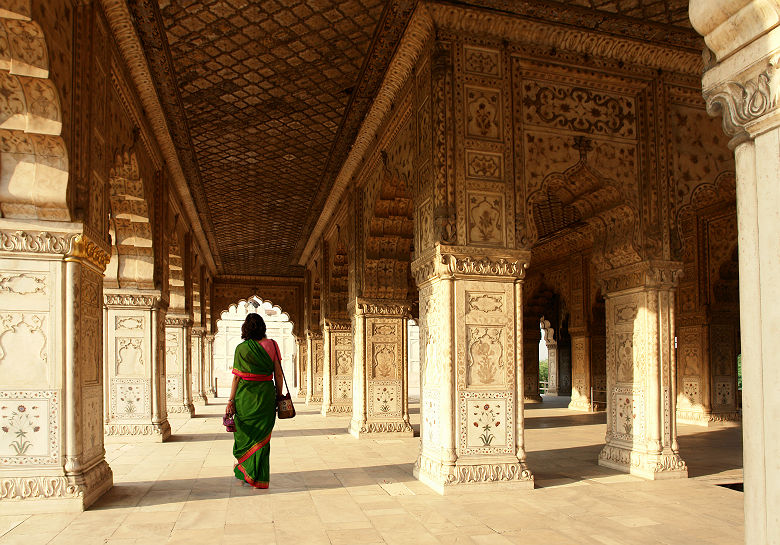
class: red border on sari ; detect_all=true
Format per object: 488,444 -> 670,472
232,369 -> 274,381
234,432 -> 272,489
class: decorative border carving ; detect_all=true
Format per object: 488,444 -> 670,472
412,245 -> 530,285
104,292 -> 162,308
599,261 -> 683,294
104,422 -> 170,437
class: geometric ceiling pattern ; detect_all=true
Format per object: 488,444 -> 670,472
159,0 -> 385,276
133,0 -> 697,276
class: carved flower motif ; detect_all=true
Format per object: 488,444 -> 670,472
17,405 -> 26,412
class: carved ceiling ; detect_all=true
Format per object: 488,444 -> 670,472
127,0 -> 698,277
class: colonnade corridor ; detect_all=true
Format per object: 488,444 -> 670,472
0,396 -> 743,544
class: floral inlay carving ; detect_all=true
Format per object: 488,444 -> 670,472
467,327 -> 504,387
471,402 -> 502,446
372,344 -> 396,378
468,194 -> 503,245
466,87 -> 500,140
466,151 -> 502,180
0,404 -> 41,455
522,80 -> 636,138
464,47 -> 500,76
616,395 -> 635,436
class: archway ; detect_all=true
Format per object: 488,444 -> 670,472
214,297 -> 298,397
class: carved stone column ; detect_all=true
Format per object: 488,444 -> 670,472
412,246 -> 534,493
0,226 -> 114,512
544,328 -> 559,396
522,327 -> 542,402
165,316 -> 194,416
690,2 -> 780,535
305,330 -> 323,404
348,300 -> 413,438
190,327 -> 207,405
597,262 -> 687,479
204,334 -> 216,397
104,289 -> 172,443
569,330 -> 593,411
296,337 -> 307,397
322,320 -> 353,415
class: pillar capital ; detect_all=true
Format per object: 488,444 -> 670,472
103,288 -> 164,310
599,261 -> 683,295
411,244 -> 530,286
349,298 -> 412,318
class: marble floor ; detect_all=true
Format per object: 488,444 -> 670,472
0,396 -> 744,545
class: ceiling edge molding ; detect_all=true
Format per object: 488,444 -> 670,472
100,0 -> 220,275
298,4 -> 435,266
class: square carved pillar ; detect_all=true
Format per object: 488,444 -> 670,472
348,300 -> 413,438
190,328 -> 208,405
204,334 -> 216,397
165,316 -> 195,417
306,330 -> 323,404
0,226 -> 113,512
104,289 -> 171,443
296,337 -> 307,397
597,262 -> 687,479
412,247 -> 534,493
569,331 -> 592,411
522,328 -> 542,402
322,320 -> 353,415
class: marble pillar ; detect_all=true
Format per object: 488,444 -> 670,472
191,327 -> 208,405
165,316 -> 194,416
306,330 -> 323,404
297,337 -> 307,398
597,262 -> 687,479
412,247 -> 534,493
322,320 -> 353,415
348,300 -> 413,438
545,338 -> 559,396
0,226 -> 113,512
104,289 -> 171,443
690,3 -> 780,538
569,331 -> 592,411
204,334 -> 216,397
522,328 -> 542,402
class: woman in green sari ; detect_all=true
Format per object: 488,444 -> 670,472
226,313 -> 283,489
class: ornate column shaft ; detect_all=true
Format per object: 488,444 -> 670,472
0,226 -> 114,511
296,337 -> 307,397
412,246 -> 534,493
597,262 -> 687,479
347,300 -> 413,438
165,316 -> 195,416
305,330 -> 323,404
545,339 -> 559,396
322,320 -> 353,415
569,330 -> 593,411
191,327 -> 207,405
204,334 -> 216,397
522,328 -> 542,402
104,289 -> 172,442
690,2 -> 780,538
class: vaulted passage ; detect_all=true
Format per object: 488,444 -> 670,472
0,1 -> 778,543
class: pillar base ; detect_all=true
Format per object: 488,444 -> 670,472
598,445 -> 688,480
206,388 -> 217,397
306,396 -> 323,406
347,418 -> 413,438
193,394 -> 208,405
321,404 -> 351,417
414,453 -> 534,495
676,408 -> 741,427
523,395 -> 543,403
104,421 -> 171,443
167,403 -> 195,417
0,459 -> 113,514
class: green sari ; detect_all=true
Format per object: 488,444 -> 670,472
232,339 -> 277,488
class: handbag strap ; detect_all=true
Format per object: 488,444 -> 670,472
270,339 -> 291,396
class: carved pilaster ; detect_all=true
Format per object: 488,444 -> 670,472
305,330 -> 324,405
321,320 -> 353,416
190,327 -> 208,405
165,314 -> 195,417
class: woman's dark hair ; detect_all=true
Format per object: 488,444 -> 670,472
241,313 -> 267,340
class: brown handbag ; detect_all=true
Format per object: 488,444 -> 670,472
271,340 -> 295,419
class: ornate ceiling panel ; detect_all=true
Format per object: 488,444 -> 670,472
156,0 -> 386,275
128,0 -> 697,277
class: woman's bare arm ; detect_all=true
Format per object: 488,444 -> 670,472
273,340 -> 284,398
226,374 -> 239,415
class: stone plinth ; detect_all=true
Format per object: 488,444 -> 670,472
348,300 -> 413,438
597,262 -> 687,480
412,246 -> 534,493
321,320 -> 353,416
104,289 -> 171,443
